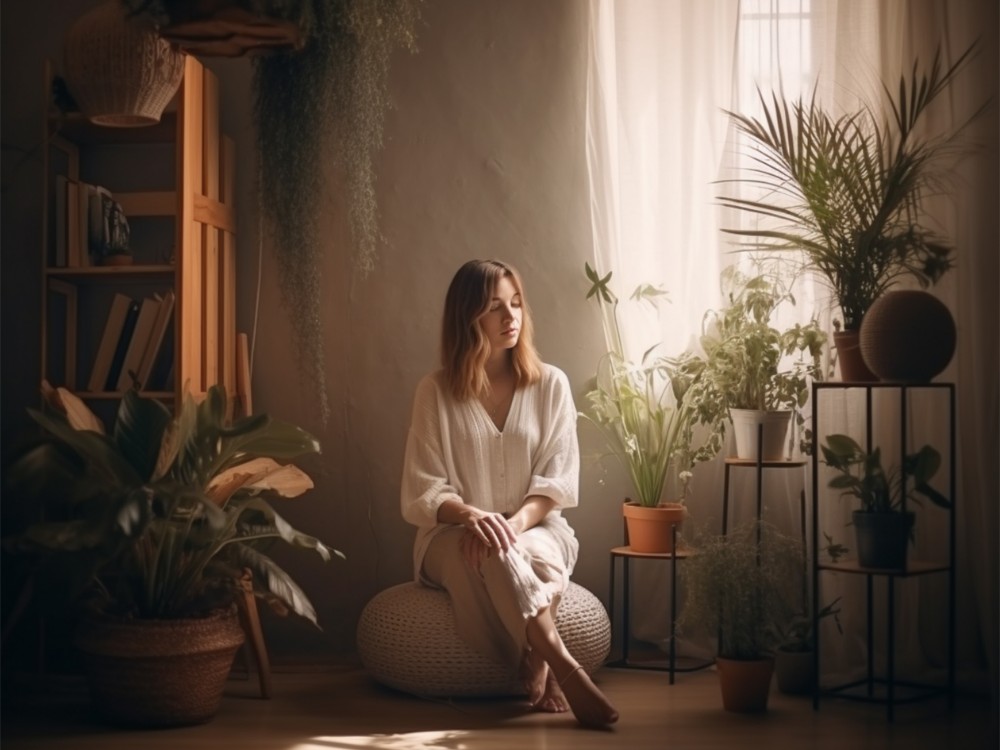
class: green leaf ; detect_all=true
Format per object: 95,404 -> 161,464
113,390 -> 172,481
229,543 -> 324,627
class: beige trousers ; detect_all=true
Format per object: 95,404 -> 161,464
422,517 -> 577,669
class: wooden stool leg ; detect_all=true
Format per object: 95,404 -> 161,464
238,570 -> 272,699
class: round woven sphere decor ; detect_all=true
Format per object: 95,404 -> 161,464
859,290 -> 956,382
74,606 -> 245,727
63,1 -> 186,127
356,582 -> 611,698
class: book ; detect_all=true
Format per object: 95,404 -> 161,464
105,300 -> 141,391
87,293 -> 134,393
147,316 -> 175,392
116,296 -> 161,392
66,179 -> 81,267
53,175 -> 68,267
136,289 -> 175,390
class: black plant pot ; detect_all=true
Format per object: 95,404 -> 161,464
853,510 -> 914,569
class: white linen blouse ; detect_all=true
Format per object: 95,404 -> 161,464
400,363 -> 580,582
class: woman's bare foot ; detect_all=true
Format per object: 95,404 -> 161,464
557,666 -> 619,727
519,648 -> 548,707
532,670 -> 570,713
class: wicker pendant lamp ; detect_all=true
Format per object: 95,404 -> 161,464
64,1 -> 185,127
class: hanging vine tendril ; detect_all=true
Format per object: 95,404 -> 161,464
253,0 -> 422,423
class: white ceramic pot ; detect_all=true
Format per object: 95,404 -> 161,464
729,409 -> 791,461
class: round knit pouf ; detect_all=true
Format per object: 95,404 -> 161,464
356,581 -> 611,697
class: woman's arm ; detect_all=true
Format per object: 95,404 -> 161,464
507,495 -> 557,535
400,376 -> 464,528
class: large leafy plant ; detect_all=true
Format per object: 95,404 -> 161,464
719,46 -> 979,331
579,264 -> 722,508
5,385 -> 341,623
820,433 -> 950,513
670,267 -> 825,452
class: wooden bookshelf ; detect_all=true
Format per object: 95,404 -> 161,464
40,56 -> 238,410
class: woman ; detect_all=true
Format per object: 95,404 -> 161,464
400,259 -> 619,728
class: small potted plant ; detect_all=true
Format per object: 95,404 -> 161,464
820,433 -> 950,569
4,383 -> 343,727
774,597 -> 843,695
678,519 -> 803,712
670,267 -> 826,461
579,264 -> 723,553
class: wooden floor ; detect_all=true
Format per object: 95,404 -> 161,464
1,664 -> 994,750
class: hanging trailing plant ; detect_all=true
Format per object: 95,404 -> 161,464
253,0 -> 422,422
126,1 -> 423,421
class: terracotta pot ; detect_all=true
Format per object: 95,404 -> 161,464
775,649 -> 815,695
859,290 -> 956,382
715,656 -> 775,712
853,510 -> 914,570
623,501 -> 685,554
729,409 -> 791,461
833,330 -> 877,382
75,606 -> 245,727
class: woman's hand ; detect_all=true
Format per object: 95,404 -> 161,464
461,509 -> 517,567
462,506 -> 517,552
436,500 -> 519,569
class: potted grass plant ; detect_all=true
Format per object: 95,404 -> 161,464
3,383 -> 342,727
820,433 -> 950,569
718,46 -> 981,381
678,519 -> 803,712
579,264 -> 724,553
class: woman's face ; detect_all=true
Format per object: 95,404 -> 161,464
479,275 -> 522,353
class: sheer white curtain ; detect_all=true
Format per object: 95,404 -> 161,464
586,0 -> 738,360
586,0 -> 994,689
585,0 -> 740,658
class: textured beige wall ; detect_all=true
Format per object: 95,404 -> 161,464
235,0 -> 627,661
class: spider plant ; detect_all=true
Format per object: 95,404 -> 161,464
579,264 -> 722,507
719,45 -> 980,331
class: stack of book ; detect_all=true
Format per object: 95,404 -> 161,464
87,289 -> 175,393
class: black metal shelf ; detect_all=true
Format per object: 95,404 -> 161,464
810,381 -> 956,721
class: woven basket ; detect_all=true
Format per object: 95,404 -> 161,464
75,606 -> 245,727
63,1 -> 186,127
356,581 -> 611,698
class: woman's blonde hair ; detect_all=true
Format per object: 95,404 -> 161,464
441,259 -> 542,400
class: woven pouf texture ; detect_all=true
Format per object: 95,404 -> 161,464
357,581 -> 611,697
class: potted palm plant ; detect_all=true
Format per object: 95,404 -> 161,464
678,519 -> 802,712
670,267 -> 825,460
579,264 -> 724,553
718,46 -> 980,381
4,384 -> 342,727
820,433 -> 950,569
